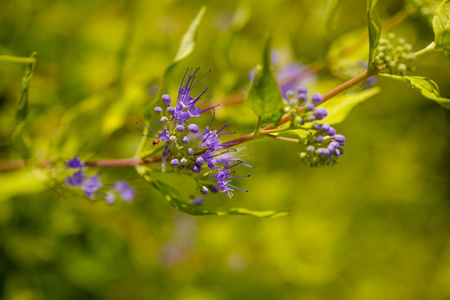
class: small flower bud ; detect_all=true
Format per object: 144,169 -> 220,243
314,108 -> 328,120
313,123 -> 322,130
171,159 -> 179,166
210,185 -> 219,194
167,106 -> 175,114
321,123 -> 330,132
160,116 -> 168,123
187,124 -> 199,134
334,134 -> 345,146
191,164 -> 201,173
307,115 -> 316,122
176,125 -> 184,132
328,141 -> 339,150
316,135 -> 324,143
182,136 -> 189,144
181,158 -> 187,165
154,106 -> 163,114
306,103 -> 315,111
188,148 -> 194,155
298,86 -> 307,94
200,186 -> 208,195
306,146 -> 315,152
162,94 -> 171,106
196,157 -> 204,165
169,135 -> 177,142
311,93 -> 323,104
285,90 -> 294,98
327,127 -> 336,136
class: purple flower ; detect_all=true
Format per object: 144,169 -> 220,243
66,170 -> 85,187
67,156 -> 83,169
210,147 -> 252,167
83,175 -> 102,198
113,180 -> 136,202
212,163 -> 249,197
173,68 -> 217,124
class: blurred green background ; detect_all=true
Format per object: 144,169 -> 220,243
1,0 -> 450,299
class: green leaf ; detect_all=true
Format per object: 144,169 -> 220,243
381,74 -> 450,109
138,7 -> 206,156
245,35 -> 284,127
433,0 -> 450,57
173,6 -> 207,62
137,166 -> 288,218
318,87 -> 381,125
11,52 -> 37,159
367,0 -> 382,67
148,5 -> 206,112
325,0 -> 343,32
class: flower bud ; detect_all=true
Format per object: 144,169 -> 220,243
154,106 -> 163,114
171,159 -> 179,166
187,124 -> 199,134
162,94 -> 171,106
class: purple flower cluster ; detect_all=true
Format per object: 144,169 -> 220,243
65,156 -> 136,204
139,69 -> 250,199
283,86 -> 346,167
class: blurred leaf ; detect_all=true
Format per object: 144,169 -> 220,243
137,166 -> 288,218
145,5 -> 206,116
433,0 -> 450,57
318,87 -> 381,124
138,6 -> 206,156
11,52 -> 37,159
173,6 -> 207,62
245,35 -> 284,127
0,170 -> 45,201
367,0 -> 382,67
381,74 -> 450,108
325,0 -> 343,32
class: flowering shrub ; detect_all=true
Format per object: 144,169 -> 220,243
2,0 -> 450,218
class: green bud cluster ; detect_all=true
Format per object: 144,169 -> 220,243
407,0 -> 440,22
374,33 -> 415,76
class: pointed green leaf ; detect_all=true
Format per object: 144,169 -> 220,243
137,166 -> 288,218
245,35 -> 284,127
173,6 -> 207,62
11,52 -> 37,158
138,7 -> 206,156
367,0 -> 382,67
381,74 -> 450,108
318,87 -> 381,124
433,0 -> 450,57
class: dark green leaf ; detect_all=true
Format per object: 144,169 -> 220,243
367,0 -> 382,67
318,87 -> 381,124
11,52 -> 37,158
245,35 -> 284,127
381,74 -> 450,109
138,166 -> 288,218
433,0 -> 450,57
